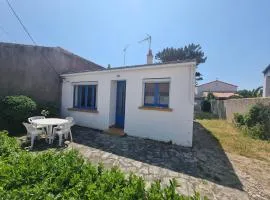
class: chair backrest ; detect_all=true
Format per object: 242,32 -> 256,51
22,122 -> 36,132
65,117 -> 75,126
57,122 -> 71,133
28,116 -> 45,123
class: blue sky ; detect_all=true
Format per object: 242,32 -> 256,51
0,0 -> 269,89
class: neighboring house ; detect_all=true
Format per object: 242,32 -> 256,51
0,42 -> 103,104
196,80 -> 238,100
263,64 -> 270,97
61,58 -> 196,147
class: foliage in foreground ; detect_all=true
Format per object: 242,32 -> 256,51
0,131 -> 203,200
233,103 -> 270,140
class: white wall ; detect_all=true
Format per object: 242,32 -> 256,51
197,80 -> 237,97
61,62 -> 196,147
263,69 -> 270,97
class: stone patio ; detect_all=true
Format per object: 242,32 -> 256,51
24,122 -> 270,200
67,123 -> 253,200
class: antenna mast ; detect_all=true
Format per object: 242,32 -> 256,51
138,34 -> 151,50
123,44 -> 130,66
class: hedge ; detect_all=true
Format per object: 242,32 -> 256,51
0,131 -> 204,200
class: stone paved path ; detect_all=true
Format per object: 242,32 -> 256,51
67,123 -> 270,200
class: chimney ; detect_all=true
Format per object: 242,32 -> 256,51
147,49 -> 153,64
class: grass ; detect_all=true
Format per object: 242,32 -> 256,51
197,119 -> 270,162
194,112 -> 218,120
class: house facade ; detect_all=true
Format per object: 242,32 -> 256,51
61,61 -> 196,147
196,80 -> 238,99
263,65 -> 270,97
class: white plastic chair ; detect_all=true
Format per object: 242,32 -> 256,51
53,123 -> 73,146
22,122 -> 43,149
28,116 -> 47,131
65,117 -> 75,126
65,117 -> 75,139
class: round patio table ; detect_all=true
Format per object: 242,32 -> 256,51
31,118 -> 68,144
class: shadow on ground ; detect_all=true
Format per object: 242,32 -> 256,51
70,123 -> 243,190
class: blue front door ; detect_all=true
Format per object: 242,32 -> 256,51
115,81 -> 126,128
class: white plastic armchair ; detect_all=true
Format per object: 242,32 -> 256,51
22,122 -> 43,149
65,117 -> 75,126
53,123 -> 73,146
28,116 -> 47,131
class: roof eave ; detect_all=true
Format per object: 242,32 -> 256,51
61,61 -> 196,77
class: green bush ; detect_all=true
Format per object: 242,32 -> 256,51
201,100 -> 211,112
0,96 -> 37,134
0,131 -> 20,157
233,113 -> 245,127
0,131 -> 204,200
233,103 -> 270,140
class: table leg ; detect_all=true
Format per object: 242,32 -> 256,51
47,125 -> 53,144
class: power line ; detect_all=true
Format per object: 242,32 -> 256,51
5,0 -> 59,76
6,0 -> 36,45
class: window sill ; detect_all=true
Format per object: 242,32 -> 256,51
138,106 -> 173,112
68,108 -> 99,113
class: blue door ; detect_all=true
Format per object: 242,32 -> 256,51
115,81 -> 126,128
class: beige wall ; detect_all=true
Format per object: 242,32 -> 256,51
211,98 -> 270,121
263,73 -> 270,97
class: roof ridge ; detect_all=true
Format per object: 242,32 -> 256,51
198,80 -> 238,87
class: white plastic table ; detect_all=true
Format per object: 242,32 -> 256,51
32,118 -> 68,144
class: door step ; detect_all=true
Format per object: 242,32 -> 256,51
103,127 -> 126,137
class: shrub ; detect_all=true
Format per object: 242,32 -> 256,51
233,113 -> 245,127
201,100 -> 211,112
0,131 -> 20,157
233,103 -> 270,140
0,132 -> 204,200
0,96 -> 37,134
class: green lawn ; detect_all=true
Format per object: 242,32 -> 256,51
197,119 -> 270,162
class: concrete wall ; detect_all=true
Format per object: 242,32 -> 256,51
211,98 -> 270,121
0,42 -> 103,104
197,80 -> 237,97
61,62 -> 196,147
263,69 -> 270,97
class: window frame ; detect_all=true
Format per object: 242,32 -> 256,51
143,81 -> 170,108
73,84 -> 97,110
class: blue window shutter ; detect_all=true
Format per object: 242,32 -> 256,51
85,85 -> 88,108
91,85 -> 95,109
154,83 -> 159,106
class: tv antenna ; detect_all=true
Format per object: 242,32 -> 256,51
138,34 -> 151,50
123,44 -> 130,66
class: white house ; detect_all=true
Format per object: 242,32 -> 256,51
61,59 -> 196,147
263,65 -> 270,97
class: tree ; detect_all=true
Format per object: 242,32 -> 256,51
155,43 -> 207,82
236,86 -> 263,98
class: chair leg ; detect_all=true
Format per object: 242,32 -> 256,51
69,130 -> 73,142
30,135 -> 35,149
64,132 -> 68,139
59,134 -> 63,146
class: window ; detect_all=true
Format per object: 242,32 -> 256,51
144,82 -> 170,107
73,85 -> 97,110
